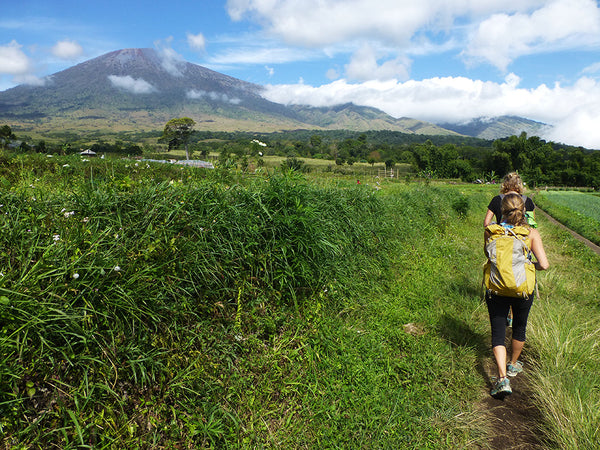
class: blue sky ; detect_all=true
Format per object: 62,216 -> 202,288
2,0 -> 600,148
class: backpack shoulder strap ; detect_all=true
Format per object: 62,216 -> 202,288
505,226 -> 532,253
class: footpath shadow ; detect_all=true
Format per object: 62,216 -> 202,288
438,313 -> 490,381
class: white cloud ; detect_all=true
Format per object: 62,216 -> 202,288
0,40 -> 31,75
226,1 -> 550,47
326,68 -> 340,80
154,37 -> 185,77
51,39 -> 84,60
187,32 -> 206,51
581,61 -> 600,75
186,89 -> 241,104
345,44 -> 410,81
262,74 -> 600,148
265,65 -> 274,76
208,44 -> 315,66
108,75 -> 155,94
464,0 -> 600,71
228,0 -> 429,47
13,74 -> 46,86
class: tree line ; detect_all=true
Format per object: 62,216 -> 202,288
2,123 -> 599,188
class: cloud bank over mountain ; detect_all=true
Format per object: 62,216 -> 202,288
263,74 -> 600,149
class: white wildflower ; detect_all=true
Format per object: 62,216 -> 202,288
53,234 -> 60,241
72,273 -> 79,279
113,265 -> 121,272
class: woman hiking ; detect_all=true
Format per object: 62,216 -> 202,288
484,193 -> 549,399
484,172 -> 537,328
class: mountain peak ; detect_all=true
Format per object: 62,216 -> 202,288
91,48 -> 161,71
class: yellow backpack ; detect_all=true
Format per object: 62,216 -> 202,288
483,224 -> 536,298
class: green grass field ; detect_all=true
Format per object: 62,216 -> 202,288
1,152 -> 599,448
535,190 -> 600,246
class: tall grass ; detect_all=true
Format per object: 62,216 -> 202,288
0,153 -> 398,447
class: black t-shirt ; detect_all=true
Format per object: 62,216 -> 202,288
488,194 -> 535,224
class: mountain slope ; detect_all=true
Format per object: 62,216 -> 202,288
290,103 -> 458,134
0,48 -> 307,132
437,116 -> 549,140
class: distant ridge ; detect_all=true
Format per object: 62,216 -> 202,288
437,115 -> 549,140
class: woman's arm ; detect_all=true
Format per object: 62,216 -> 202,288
529,229 -> 549,270
484,209 -> 495,226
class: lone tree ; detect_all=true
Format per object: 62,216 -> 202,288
160,117 -> 196,160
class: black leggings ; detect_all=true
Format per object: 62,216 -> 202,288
486,292 -> 534,347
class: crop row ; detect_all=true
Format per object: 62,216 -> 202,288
535,190 -> 600,246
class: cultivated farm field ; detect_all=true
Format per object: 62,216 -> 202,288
1,152 -> 599,448
535,190 -> 600,246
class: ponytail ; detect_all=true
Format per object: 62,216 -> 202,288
501,193 -> 527,226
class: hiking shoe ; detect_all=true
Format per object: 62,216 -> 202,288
507,361 -> 523,377
490,377 -> 512,399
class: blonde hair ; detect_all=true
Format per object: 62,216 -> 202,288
500,172 -> 524,194
501,193 -> 527,226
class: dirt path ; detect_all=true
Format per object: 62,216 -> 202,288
476,333 -> 548,449
475,207 -> 599,449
